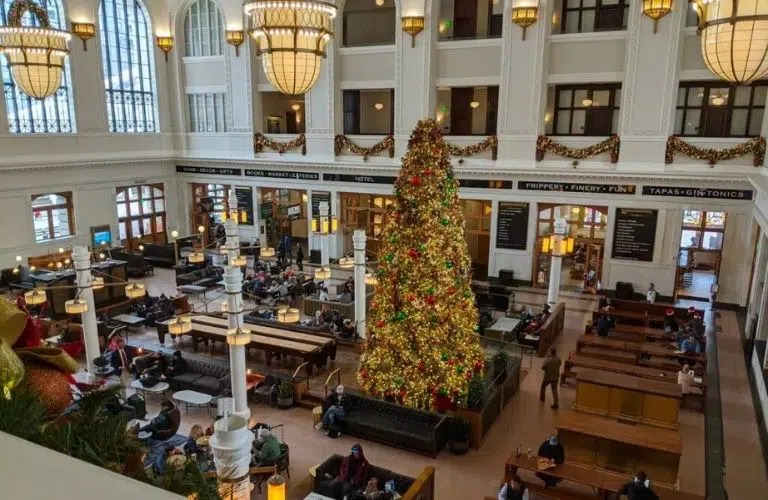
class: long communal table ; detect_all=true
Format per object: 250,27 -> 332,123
191,314 -> 336,366
186,318 -> 324,373
565,353 -> 679,384
576,335 -> 705,369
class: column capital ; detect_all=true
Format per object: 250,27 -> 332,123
353,229 -> 367,247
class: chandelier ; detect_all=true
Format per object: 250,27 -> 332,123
0,0 -> 71,99
692,0 -> 768,84
244,0 -> 337,95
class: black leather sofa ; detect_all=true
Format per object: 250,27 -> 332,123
110,250 -> 153,277
167,357 -> 231,395
176,267 -> 223,287
335,392 -> 449,457
141,243 -> 176,267
313,454 -> 415,500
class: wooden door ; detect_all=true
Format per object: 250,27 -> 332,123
286,111 -> 297,133
450,87 -> 474,135
343,90 -> 360,134
703,107 -> 729,137
486,86 -> 499,135
453,0 -> 478,38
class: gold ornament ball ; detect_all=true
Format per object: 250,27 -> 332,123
25,363 -> 72,414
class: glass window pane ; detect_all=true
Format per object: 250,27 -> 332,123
709,88 -> 729,105
142,217 -> 152,235
734,86 -> 752,106
141,200 -> 153,214
683,109 -> 701,135
556,111 -> 571,134
674,109 -> 684,134
51,208 -> 70,238
687,88 -> 704,107
141,185 -> 151,198
705,211 -> 726,228
558,89 -> 572,107
571,110 -> 586,134
131,219 -> 140,237
749,109 -> 764,136
153,187 -> 163,197
155,215 -> 164,234
676,88 -> 687,107
117,203 -> 127,218
128,186 -> 139,200
119,221 -> 127,240
565,13 -> 580,33
702,231 -> 723,250
154,198 -> 165,213
681,229 -> 700,248
116,191 -> 126,202
581,10 -> 595,32
730,109 -> 749,136
567,0 -> 581,7
574,90 -> 589,107
33,210 -> 50,241
683,210 -> 703,226
592,90 -> 610,107
753,86 -> 767,107
129,201 -> 139,214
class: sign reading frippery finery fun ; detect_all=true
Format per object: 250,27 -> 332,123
518,181 -> 636,194
641,186 -> 753,200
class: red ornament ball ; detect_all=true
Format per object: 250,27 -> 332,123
425,295 -> 436,306
407,294 -> 417,302
424,168 -> 433,176
408,248 -> 419,259
409,176 -> 422,186
418,361 -> 426,371
448,286 -> 456,295
376,320 -> 386,328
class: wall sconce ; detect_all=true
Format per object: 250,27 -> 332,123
641,0 -> 673,34
511,4 -> 539,41
71,22 -> 95,51
156,36 -> 173,62
226,30 -> 245,56
401,16 -> 425,48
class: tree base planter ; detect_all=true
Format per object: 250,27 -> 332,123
277,397 -> 294,409
449,440 -> 470,455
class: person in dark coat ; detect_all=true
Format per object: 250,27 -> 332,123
166,350 -> 187,377
140,400 -> 175,439
663,308 -> 678,333
497,474 -> 529,500
536,434 -> 565,487
328,444 -> 371,498
296,244 -> 304,271
595,309 -> 614,337
617,472 -> 660,500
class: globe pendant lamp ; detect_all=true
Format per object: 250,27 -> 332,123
692,0 -> 768,84
0,0 -> 72,99
244,0 -> 337,95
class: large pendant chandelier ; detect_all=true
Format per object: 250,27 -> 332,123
244,0 -> 337,96
692,0 -> 768,84
0,0 -> 71,99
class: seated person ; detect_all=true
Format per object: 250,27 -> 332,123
338,290 -> 353,304
315,384 -> 349,433
537,304 -> 551,324
535,434 -> 565,487
617,471 -> 659,500
663,308 -> 678,333
594,310 -> 615,338
184,424 -> 204,456
349,477 -> 394,500
324,444 -> 370,499
304,310 -> 325,328
166,350 -> 187,377
498,474 -> 529,500
338,319 -> 356,339
690,312 -> 705,337
680,335 -> 701,354
318,287 -> 330,302
321,304 -> 336,324
252,427 -> 282,466
686,306 -> 696,321
140,400 -> 176,440
139,352 -> 168,378
677,364 -> 702,395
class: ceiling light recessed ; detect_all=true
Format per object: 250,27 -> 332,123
375,0 -> 384,5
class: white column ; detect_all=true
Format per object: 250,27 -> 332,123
304,35 -> 336,158
353,230 -> 367,339
209,415 -> 253,500
225,190 -> 250,421
73,246 -> 100,376
547,218 -> 568,305
319,201 -> 330,268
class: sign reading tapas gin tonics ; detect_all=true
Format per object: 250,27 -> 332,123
641,186 -> 753,200
518,181 -> 636,194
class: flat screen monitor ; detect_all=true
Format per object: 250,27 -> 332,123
92,230 -> 112,247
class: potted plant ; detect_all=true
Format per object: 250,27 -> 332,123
276,380 -> 294,409
493,350 -> 509,383
466,372 -> 484,410
449,417 -> 471,455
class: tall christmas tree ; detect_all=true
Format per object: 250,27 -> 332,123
357,119 -> 485,410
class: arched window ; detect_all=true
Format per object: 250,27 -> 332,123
0,0 -> 75,133
116,184 -> 167,248
99,0 -> 158,133
184,0 -> 224,57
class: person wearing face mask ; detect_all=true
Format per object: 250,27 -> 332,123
617,471 -> 659,500
252,427 -> 282,466
316,384 -> 349,434
497,474 -> 529,500
536,434 -> 565,487
328,444 -> 371,498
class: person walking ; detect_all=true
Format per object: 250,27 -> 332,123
540,347 -> 561,409
296,244 -> 304,271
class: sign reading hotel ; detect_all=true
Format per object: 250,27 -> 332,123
322,173 -> 396,184
641,186 -> 753,200
518,181 -> 636,194
176,165 -> 241,176
611,208 -> 658,262
245,169 -> 319,181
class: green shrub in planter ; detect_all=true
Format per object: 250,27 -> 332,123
277,380 -> 294,409
449,417 -> 471,455
493,350 -> 509,383
467,372 -> 484,410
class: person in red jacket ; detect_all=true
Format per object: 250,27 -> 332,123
331,444 -> 371,498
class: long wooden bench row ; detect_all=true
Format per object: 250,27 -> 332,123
583,321 -> 673,343
576,334 -> 705,369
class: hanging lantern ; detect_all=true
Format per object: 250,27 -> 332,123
125,283 -> 146,299
231,255 -> 247,267
692,0 -> 768,84
220,245 -> 229,255
277,307 -> 300,323
314,266 -> 331,280
90,276 -> 105,290
24,288 -> 47,305
338,256 -> 354,269
260,246 -> 276,258
0,0 -> 72,99
642,0 -> 673,33
365,272 -> 378,286
65,297 -> 87,314
188,251 -> 205,263
267,473 -> 286,500
168,316 -> 192,335
226,326 -> 251,346
244,0 -> 337,95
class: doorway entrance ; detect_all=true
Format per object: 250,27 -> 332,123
461,200 -> 492,280
533,204 -> 608,292
675,210 -> 726,300
259,188 -> 309,250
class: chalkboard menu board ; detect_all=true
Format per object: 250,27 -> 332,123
611,208 -> 658,262
495,202 -> 529,250
260,202 -> 273,220
234,187 -> 254,225
312,192 -> 331,217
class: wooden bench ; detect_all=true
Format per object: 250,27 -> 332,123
576,335 -> 705,369
584,322 -> 673,342
610,299 -> 702,323
561,353 -> 678,386
591,308 -> 666,327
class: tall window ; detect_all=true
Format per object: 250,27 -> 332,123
188,93 -> 228,132
674,82 -> 767,138
437,0 -> 503,41
116,184 -> 166,246
436,86 -> 499,136
184,0 -> 225,56
559,0 -> 629,34
31,192 -> 74,242
681,210 -> 726,251
0,0 -> 75,133
552,84 -> 621,136
343,0 -> 396,47
342,89 -> 394,135
99,0 -> 158,133
192,183 -> 230,225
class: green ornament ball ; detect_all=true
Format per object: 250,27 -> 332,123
464,291 -> 472,299
438,387 -> 448,396
418,244 -> 426,252
394,189 -> 401,197
441,218 -> 450,226
445,261 -> 454,269
430,315 -> 439,324
441,353 -> 449,362
427,286 -> 435,295
442,199 -> 450,207
395,311 -> 407,321
384,253 -> 394,262
457,366 -> 464,375
474,325 -> 480,332
390,236 -> 399,244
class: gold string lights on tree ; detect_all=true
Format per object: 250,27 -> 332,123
357,119 -> 485,411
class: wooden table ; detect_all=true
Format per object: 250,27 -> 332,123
187,320 -> 323,373
565,353 -> 678,384
585,322 -> 672,342
574,369 -> 682,429
555,410 -> 681,487
576,335 -> 705,368
503,453 -> 703,500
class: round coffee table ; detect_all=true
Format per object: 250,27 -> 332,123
173,390 -> 214,415
130,379 -> 169,399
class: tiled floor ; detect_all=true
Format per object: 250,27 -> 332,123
122,268 -> 714,499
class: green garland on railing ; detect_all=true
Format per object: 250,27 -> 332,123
334,134 -> 395,160
253,133 -> 306,155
